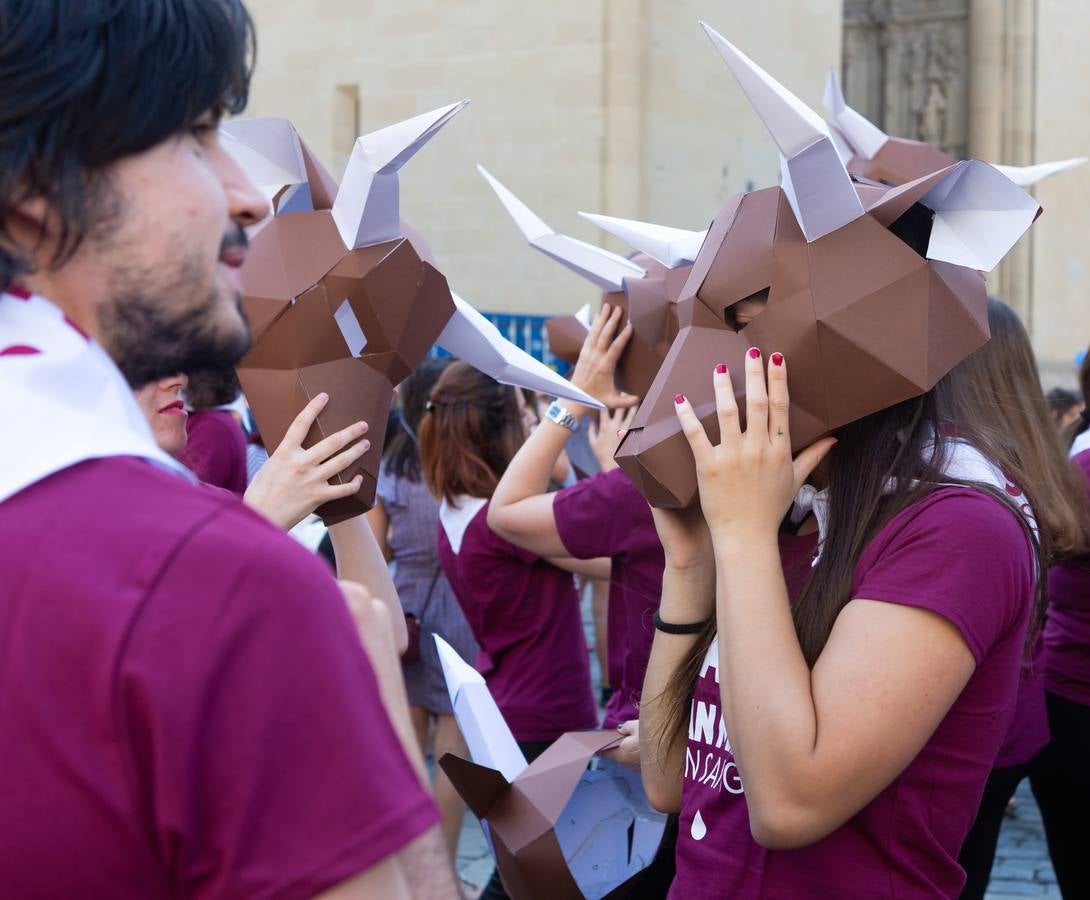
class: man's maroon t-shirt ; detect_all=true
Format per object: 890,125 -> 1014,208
0,457 -> 437,899
553,468 -> 665,728
1045,449 -> 1090,707
671,489 -> 1035,900
184,409 -> 249,496
437,502 -> 598,742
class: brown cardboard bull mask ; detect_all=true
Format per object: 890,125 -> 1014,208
823,69 -> 1085,188
222,107 -> 466,523
613,23 -> 1042,508
478,167 -> 704,398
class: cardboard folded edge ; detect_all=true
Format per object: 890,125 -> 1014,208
512,731 -> 623,824
438,752 -> 511,820
237,358 -> 392,523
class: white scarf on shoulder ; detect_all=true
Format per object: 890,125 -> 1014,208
0,289 -> 192,504
438,495 -> 488,554
791,437 -> 1038,566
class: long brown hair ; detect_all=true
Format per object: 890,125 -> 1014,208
952,299 -> 1090,562
419,361 -> 525,503
656,301 -> 1056,755
385,357 -> 451,483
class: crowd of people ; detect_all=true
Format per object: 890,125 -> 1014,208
2,2 -> 1089,899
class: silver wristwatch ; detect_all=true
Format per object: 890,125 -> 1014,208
544,400 -> 579,432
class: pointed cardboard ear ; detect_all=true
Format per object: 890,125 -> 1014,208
700,21 -> 864,242
435,294 -> 604,408
220,117 -> 307,188
991,157 -> 1087,188
331,100 -> 469,249
439,753 -> 511,820
917,160 -> 1042,271
822,68 -> 889,160
865,163 -> 961,227
221,117 -> 339,215
478,165 -> 645,291
577,211 -> 707,268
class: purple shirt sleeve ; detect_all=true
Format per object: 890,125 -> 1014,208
554,469 -> 643,560
1073,448 -> 1090,482
853,488 -> 1034,663
118,510 -> 438,899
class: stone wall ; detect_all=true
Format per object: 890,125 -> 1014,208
1030,1 -> 1090,386
842,0 -> 1090,384
243,0 -> 841,317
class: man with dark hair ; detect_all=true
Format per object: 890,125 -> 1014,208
0,2 -> 458,897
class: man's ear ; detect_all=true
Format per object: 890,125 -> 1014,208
6,194 -> 57,259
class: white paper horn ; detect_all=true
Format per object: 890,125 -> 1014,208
477,165 -> 645,291
436,293 -> 605,409
700,21 -> 864,243
332,100 -> 469,250
577,212 -> 707,268
991,157 -> 1088,188
822,68 -> 889,161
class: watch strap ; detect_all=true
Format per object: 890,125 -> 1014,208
545,400 -> 579,432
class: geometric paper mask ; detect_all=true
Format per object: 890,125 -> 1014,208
613,24 -> 1042,508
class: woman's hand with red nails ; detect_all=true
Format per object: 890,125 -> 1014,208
568,302 -> 639,415
673,352 -> 836,543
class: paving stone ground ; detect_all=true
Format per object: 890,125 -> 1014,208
984,780 -> 1060,899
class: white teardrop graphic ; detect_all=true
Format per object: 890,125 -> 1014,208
690,809 -> 708,841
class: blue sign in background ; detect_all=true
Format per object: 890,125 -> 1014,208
431,311 -> 571,376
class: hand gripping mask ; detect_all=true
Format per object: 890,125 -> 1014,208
478,165 -> 708,397
613,23 -> 1043,508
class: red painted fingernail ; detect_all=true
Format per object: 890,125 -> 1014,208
771,352 -> 784,367
674,393 -> 686,405
715,363 -> 727,375
747,347 -> 761,359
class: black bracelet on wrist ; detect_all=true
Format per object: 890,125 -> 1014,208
652,609 -> 709,635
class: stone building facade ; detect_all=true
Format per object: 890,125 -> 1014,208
244,0 -> 1089,384
842,0 -> 1090,384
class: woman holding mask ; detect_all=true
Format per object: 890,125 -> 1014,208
639,345 -> 1040,899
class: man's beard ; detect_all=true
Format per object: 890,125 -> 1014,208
96,237 -> 253,388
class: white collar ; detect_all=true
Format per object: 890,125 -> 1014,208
791,437 -> 1038,566
438,495 -> 487,554
0,290 -> 192,504
1070,428 -> 1090,459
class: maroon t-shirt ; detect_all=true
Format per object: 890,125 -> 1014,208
184,409 -> 249,496
993,634 -> 1048,768
0,457 -> 437,899
437,502 -> 598,742
1044,449 -> 1090,707
671,489 -> 1035,899
553,468 -> 665,728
